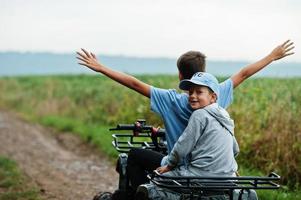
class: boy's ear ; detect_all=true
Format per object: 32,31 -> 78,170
178,72 -> 184,80
211,93 -> 218,103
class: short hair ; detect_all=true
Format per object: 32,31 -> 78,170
177,51 -> 206,79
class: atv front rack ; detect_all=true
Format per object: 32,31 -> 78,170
149,171 -> 281,200
111,133 -> 166,153
110,119 -> 166,154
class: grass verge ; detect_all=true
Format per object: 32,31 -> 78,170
38,115 -> 118,158
0,156 -> 41,200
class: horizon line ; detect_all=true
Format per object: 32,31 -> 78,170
0,51 -> 300,63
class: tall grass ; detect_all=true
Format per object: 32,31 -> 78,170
0,74 -> 300,191
230,78 -> 301,189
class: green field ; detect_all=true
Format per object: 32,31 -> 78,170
0,74 -> 301,199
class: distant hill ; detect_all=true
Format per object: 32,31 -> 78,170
0,52 -> 300,77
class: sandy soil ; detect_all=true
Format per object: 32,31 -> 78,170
0,111 -> 118,200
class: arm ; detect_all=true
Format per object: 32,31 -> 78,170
76,49 -> 151,97
165,111 -> 204,169
231,40 -> 295,88
156,112 -> 204,174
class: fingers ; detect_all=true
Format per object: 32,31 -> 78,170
76,49 -> 101,72
281,40 -> 291,47
156,167 -> 165,174
76,51 -> 90,64
284,52 -> 295,57
285,46 -> 295,53
76,49 -> 99,64
279,40 -> 295,56
281,40 -> 294,50
81,48 -> 91,58
270,40 -> 295,61
76,51 -> 86,59
284,42 -> 294,49
78,62 -> 90,67
76,56 -> 88,63
275,52 -> 295,60
283,40 -> 295,55
77,49 -> 98,61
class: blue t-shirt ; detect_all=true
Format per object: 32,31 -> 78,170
150,78 -> 233,153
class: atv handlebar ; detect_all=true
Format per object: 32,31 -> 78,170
109,119 -> 165,137
110,124 -> 152,131
109,119 -> 167,154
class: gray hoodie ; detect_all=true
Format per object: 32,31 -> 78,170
166,103 -> 239,177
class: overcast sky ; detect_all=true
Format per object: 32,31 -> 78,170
1,0 -> 300,61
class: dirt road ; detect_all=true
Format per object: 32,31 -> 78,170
0,111 -> 118,200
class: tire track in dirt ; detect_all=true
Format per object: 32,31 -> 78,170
0,111 -> 118,200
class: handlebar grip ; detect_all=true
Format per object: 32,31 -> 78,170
109,124 -> 134,131
117,124 -> 135,130
109,124 -> 154,131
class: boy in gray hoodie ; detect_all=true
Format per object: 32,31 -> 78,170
157,72 -> 238,178
136,72 -> 238,199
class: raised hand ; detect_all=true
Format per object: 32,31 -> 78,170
269,40 -> 295,61
76,48 -> 102,72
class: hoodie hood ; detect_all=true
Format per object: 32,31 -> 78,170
204,103 -> 239,156
204,103 -> 234,135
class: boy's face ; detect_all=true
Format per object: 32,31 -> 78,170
188,85 -> 216,110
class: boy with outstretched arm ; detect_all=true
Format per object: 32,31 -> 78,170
76,40 -> 294,199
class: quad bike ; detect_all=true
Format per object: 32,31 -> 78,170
93,119 -> 281,200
